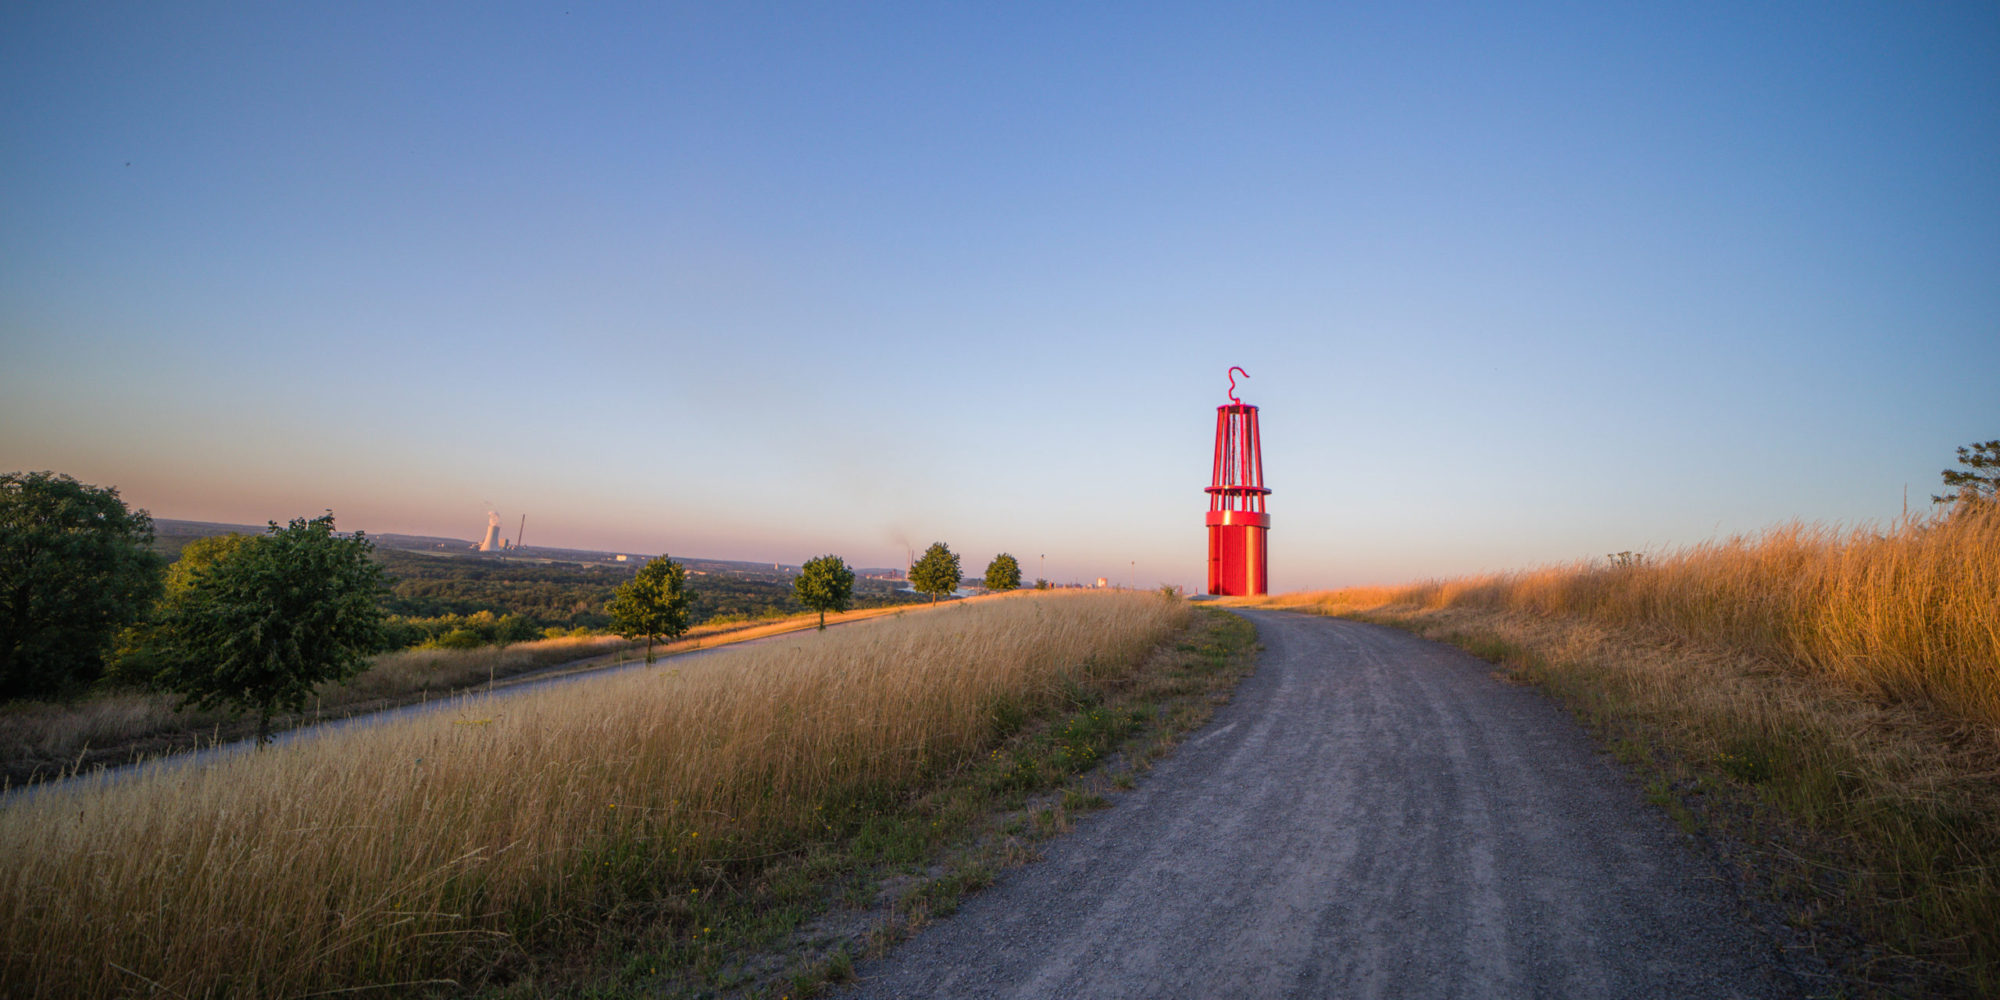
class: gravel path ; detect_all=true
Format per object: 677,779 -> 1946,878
838,609 -> 1814,999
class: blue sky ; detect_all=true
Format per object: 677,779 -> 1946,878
3,2 -> 1995,591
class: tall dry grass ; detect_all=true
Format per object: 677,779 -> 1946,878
341,633 -> 633,700
0,590 -> 1187,998
0,635 -> 636,767
1267,502 -> 2000,727
4,609 -> 948,772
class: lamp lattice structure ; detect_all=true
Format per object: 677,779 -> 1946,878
1206,367 -> 1269,596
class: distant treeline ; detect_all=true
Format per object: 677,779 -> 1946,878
376,550 -> 633,630
374,549 -> 926,648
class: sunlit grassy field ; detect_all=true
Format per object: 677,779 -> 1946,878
1257,501 -> 2000,727
1242,502 -> 2000,995
0,590 -> 1189,998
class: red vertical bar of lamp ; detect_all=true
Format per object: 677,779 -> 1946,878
1223,411 -> 1234,584
1208,406 -> 1224,593
1251,406 -> 1267,590
1229,407 -> 1240,501
1248,406 -> 1264,592
1223,407 -> 1235,501
1222,408 -> 1233,508
1248,407 -> 1263,510
1234,407 -> 1245,503
1232,406 -> 1248,500
1211,408 -> 1225,505
1216,408 -> 1232,508
1232,406 -> 1248,592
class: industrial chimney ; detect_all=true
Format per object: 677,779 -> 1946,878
1206,367 -> 1270,595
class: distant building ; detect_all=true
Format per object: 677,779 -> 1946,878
613,554 -> 629,562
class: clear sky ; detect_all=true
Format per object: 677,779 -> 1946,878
4,2 -> 1996,592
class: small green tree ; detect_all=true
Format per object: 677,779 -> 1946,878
793,554 -> 855,630
0,471 -> 164,700
110,532 -> 257,686
908,542 -> 961,604
608,555 -> 695,663
165,533 -> 258,591
1933,440 -> 2000,506
496,613 -> 539,644
983,553 -> 1022,592
149,515 -> 387,744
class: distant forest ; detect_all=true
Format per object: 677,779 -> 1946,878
376,549 -> 636,629
374,549 -> 928,631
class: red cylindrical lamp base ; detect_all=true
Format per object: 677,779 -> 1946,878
1207,509 -> 1269,596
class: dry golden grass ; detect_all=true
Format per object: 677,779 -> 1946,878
1242,502 -> 2000,994
0,590 -> 1188,999
0,635 -> 635,769
1257,501 -> 2000,727
0,692 -> 217,765
335,633 -> 633,698
2,606 -> 934,771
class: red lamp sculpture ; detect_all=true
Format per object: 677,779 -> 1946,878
1207,367 -> 1270,596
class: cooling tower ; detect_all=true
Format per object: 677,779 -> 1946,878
479,510 -> 502,552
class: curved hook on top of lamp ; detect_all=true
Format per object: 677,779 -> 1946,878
1227,366 -> 1250,405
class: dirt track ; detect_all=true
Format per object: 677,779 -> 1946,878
839,609 -> 1820,999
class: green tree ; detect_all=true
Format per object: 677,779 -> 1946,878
495,613 -> 539,644
110,532 -> 258,685
908,542 -> 961,604
0,471 -> 164,700
149,515 -> 387,744
793,554 -> 855,630
608,555 -> 695,663
165,533 -> 257,590
1933,440 -> 2000,506
983,552 -> 1022,592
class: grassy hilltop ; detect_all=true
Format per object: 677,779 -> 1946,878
0,590 -> 1260,999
